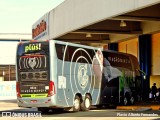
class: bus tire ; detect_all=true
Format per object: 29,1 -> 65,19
123,92 -> 130,106
123,97 -> 128,106
137,95 -> 142,102
81,95 -> 92,111
130,96 -> 134,105
73,95 -> 81,112
37,107 -> 50,113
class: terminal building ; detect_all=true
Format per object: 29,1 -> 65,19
32,0 -> 160,99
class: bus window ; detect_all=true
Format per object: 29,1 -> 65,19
81,48 -> 93,64
67,46 -> 81,62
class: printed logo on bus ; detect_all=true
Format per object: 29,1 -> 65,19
25,43 -> 41,52
77,64 -> 89,89
28,58 -> 37,69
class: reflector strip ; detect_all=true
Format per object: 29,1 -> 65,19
21,55 -> 45,58
21,94 -> 48,98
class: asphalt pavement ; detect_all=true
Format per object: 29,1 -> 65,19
0,99 -> 160,111
0,99 -> 160,119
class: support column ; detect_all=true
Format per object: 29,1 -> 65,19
138,34 -> 151,100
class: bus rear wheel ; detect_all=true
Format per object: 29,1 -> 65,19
73,95 -> 81,112
130,96 -> 134,105
81,95 -> 92,111
123,97 -> 128,106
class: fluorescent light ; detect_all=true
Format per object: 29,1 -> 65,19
120,20 -> 127,27
86,33 -> 92,38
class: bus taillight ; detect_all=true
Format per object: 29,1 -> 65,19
47,81 -> 56,97
16,82 -> 21,98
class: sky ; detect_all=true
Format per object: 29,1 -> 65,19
0,0 -> 65,34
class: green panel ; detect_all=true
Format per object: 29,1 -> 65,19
20,94 -> 48,98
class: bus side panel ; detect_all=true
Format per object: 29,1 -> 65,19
101,51 -> 135,105
129,54 -> 142,102
49,41 -> 58,106
54,44 -> 103,107
56,60 -> 72,107
56,59 -> 102,107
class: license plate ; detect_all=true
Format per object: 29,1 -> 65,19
30,100 -> 37,103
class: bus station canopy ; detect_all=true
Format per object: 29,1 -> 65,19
32,0 -> 160,45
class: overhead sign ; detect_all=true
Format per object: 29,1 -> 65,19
32,13 -> 49,40
32,20 -> 46,39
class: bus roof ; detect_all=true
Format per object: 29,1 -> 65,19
18,39 -> 138,59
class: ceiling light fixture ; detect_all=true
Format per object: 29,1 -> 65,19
86,33 -> 92,38
120,20 -> 127,27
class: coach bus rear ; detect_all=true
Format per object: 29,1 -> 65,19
16,40 -> 56,110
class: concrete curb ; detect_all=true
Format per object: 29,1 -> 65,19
117,105 -> 160,111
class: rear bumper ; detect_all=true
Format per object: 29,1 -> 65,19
17,97 -> 56,108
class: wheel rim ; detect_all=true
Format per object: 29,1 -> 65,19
124,97 -> 127,105
85,98 -> 90,108
74,99 -> 80,110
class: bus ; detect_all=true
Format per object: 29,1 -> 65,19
16,40 -> 144,113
